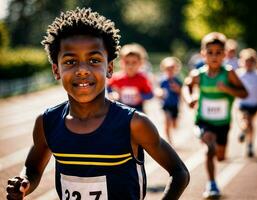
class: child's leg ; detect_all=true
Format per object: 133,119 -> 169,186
201,131 -> 217,181
164,111 -> 172,144
216,144 -> 226,161
246,114 -> 255,157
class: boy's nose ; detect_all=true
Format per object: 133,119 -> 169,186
75,62 -> 91,76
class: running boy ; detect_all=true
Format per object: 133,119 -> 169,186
6,8 -> 189,200
155,57 -> 182,144
107,43 -> 153,112
183,32 -> 247,199
236,48 -> 257,157
224,39 -> 239,70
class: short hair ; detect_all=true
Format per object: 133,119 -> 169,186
239,48 -> 257,61
41,7 -> 121,64
201,32 -> 227,50
225,39 -> 238,51
160,56 -> 182,72
119,43 -> 148,60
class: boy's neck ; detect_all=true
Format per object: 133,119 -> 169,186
68,96 -> 110,120
207,65 -> 221,77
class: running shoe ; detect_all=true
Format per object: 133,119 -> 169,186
203,181 -> 221,199
238,132 -> 245,143
247,148 -> 254,158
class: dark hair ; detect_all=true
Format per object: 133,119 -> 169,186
41,7 -> 121,64
201,32 -> 226,50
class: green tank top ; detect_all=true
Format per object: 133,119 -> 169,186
196,65 -> 234,125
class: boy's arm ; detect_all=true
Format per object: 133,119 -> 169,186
7,114 -> 52,199
217,69 -> 248,98
131,112 -> 190,200
182,69 -> 199,108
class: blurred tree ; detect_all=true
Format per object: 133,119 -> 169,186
0,21 -> 10,49
5,0 -> 189,53
184,0 -> 257,49
6,0 -> 65,47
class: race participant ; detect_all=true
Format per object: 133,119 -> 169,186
6,7 -> 189,200
183,32 -> 247,199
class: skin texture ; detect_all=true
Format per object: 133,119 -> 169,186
182,43 -> 248,182
7,35 -> 189,200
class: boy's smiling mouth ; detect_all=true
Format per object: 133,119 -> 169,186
73,81 -> 95,88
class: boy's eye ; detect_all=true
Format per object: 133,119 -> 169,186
64,59 -> 77,65
89,58 -> 100,64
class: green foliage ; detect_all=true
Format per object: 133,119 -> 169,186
183,0 -> 243,43
0,21 -> 9,49
0,48 -> 49,79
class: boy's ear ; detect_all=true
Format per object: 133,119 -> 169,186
200,49 -> 206,57
106,61 -> 114,78
52,64 -> 60,80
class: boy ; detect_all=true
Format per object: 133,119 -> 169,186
224,39 -> 239,70
183,32 -> 247,199
107,43 -> 153,112
236,48 -> 257,157
155,57 -> 182,144
6,8 -> 189,200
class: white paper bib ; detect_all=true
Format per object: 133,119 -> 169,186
201,98 -> 228,120
120,86 -> 140,105
61,174 -> 108,200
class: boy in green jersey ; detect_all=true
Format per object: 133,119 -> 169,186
183,32 -> 248,199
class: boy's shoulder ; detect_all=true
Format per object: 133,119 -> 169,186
44,101 -> 68,116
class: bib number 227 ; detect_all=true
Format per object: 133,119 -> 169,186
64,189 -> 102,200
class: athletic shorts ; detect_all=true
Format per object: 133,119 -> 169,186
196,120 -> 230,145
239,104 -> 257,116
162,105 -> 179,118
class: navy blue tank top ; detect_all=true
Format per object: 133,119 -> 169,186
43,100 -> 146,200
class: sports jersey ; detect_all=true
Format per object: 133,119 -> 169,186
43,101 -> 146,200
237,69 -> 257,106
196,65 -> 234,125
160,76 -> 182,108
108,72 -> 153,108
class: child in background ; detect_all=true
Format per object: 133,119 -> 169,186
224,39 -> 239,70
108,43 -> 153,112
155,57 -> 182,144
6,8 -> 189,200
236,48 -> 257,157
183,32 -> 247,199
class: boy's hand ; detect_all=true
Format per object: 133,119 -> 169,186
6,177 -> 30,200
189,99 -> 197,108
169,81 -> 181,93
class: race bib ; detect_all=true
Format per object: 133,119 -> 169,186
120,87 -> 141,105
61,174 -> 108,200
201,98 -> 228,120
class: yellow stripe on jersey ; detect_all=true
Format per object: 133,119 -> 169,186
53,152 -> 131,159
56,157 -> 132,166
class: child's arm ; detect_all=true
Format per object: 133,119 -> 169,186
217,69 -> 248,98
131,112 -> 190,200
6,115 -> 52,199
182,69 -> 199,108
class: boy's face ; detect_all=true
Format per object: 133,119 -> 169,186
52,35 -> 113,103
226,48 -> 236,58
120,54 -> 142,77
201,44 -> 225,70
242,57 -> 256,71
164,66 -> 177,78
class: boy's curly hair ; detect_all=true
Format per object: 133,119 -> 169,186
41,7 -> 121,64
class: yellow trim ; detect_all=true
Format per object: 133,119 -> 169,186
53,152 -> 131,159
56,157 -> 132,166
